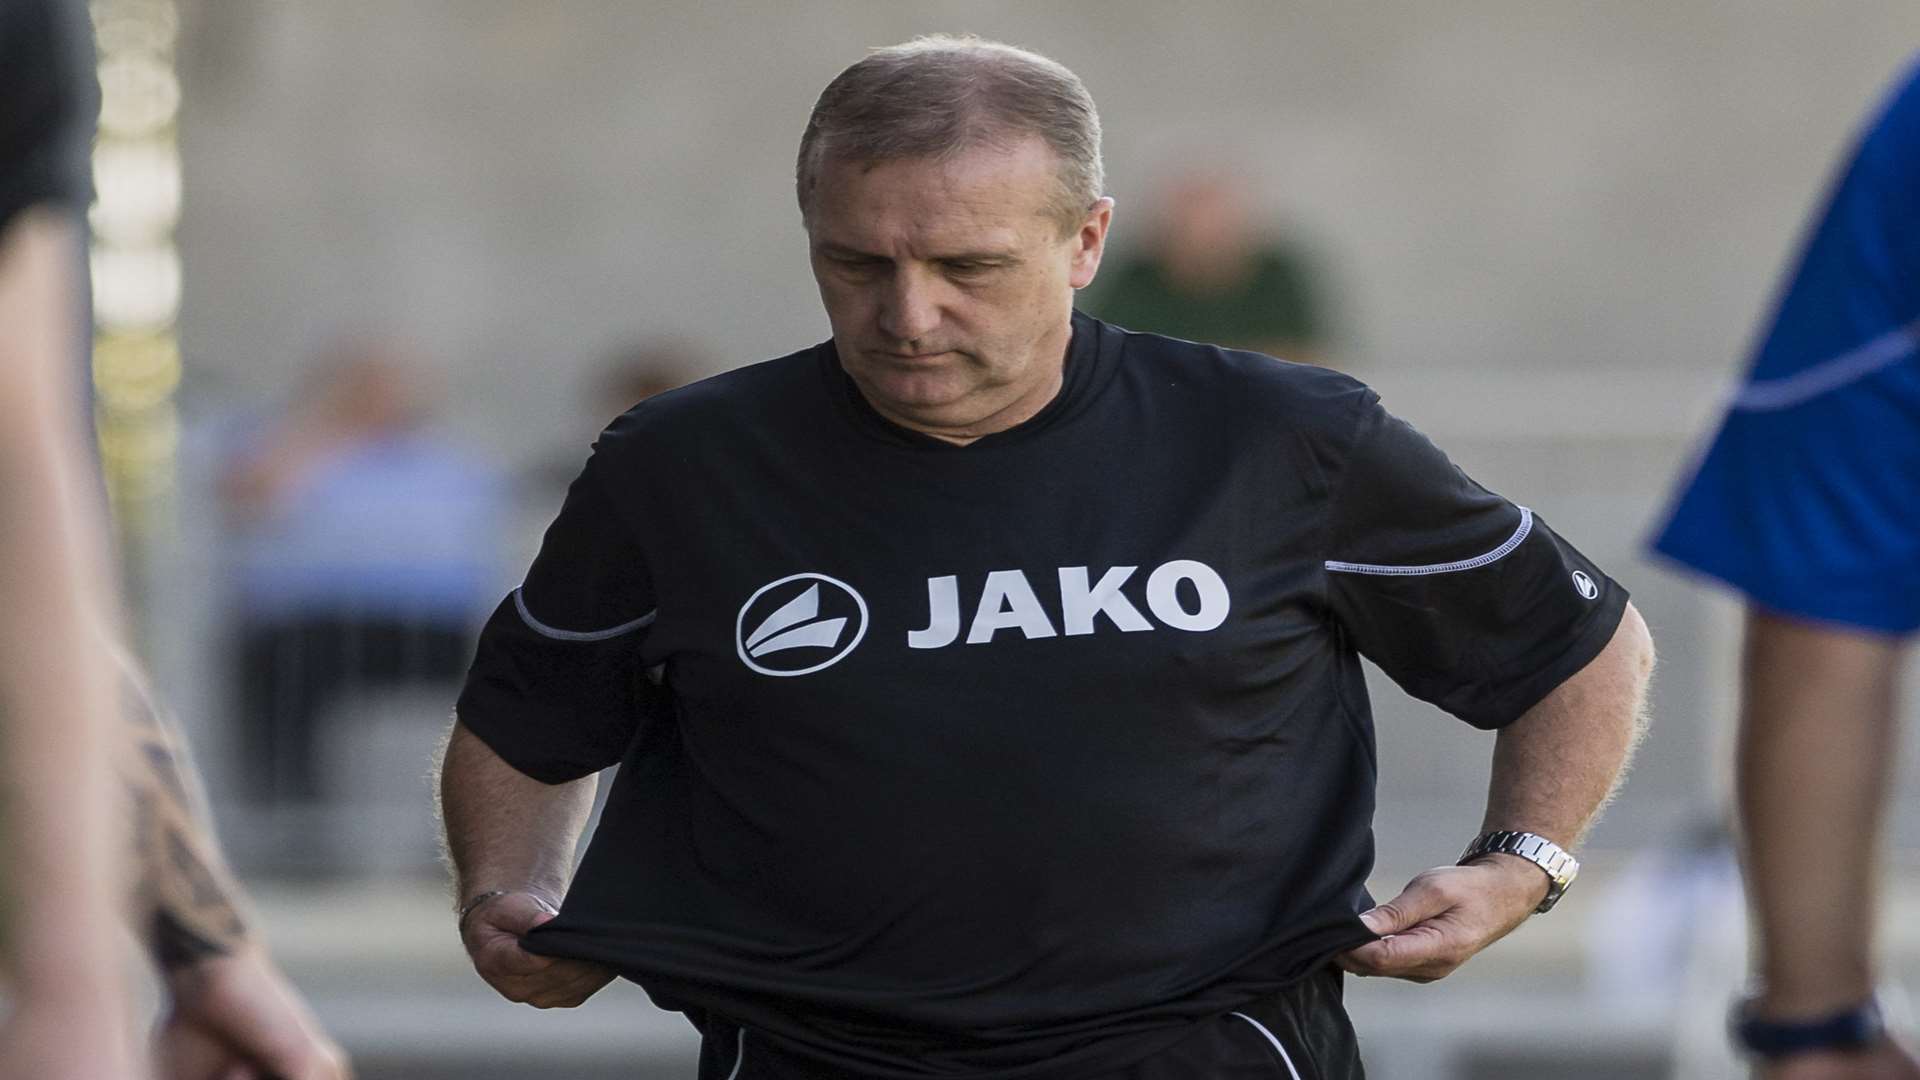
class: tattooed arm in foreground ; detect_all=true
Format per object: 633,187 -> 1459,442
117,658 -> 353,1080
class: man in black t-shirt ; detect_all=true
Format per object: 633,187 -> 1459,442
442,33 -> 1654,1080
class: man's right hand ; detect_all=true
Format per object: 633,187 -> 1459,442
1760,1041 -> 1920,1080
460,891 -> 615,1008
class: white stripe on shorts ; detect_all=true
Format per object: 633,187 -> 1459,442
1230,1011 -> 1305,1080
724,1027 -> 745,1080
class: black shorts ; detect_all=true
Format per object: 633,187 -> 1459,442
693,967 -> 1363,1080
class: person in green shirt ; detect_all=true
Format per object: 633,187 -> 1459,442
1084,168 -> 1333,366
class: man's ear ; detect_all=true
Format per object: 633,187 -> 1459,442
1069,197 -> 1115,290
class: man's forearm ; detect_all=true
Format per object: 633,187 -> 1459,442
0,210 -> 129,997
1338,602 -> 1655,981
115,654 -> 251,969
1481,602 -> 1654,850
1737,611 -> 1903,1018
437,719 -> 599,908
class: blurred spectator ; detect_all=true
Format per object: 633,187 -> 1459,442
553,338 -> 700,482
522,338 -> 700,537
586,339 -> 700,430
221,340 -> 507,807
1083,167 -> 1334,364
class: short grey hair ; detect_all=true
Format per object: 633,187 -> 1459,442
796,34 -> 1105,234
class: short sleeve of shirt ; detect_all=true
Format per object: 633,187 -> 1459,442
1651,56 -> 1920,634
1325,395 -> 1628,729
0,0 -> 97,233
456,445 -> 665,783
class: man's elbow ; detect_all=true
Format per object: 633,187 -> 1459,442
1618,601 -> 1656,685
1610,601 -> 1656,743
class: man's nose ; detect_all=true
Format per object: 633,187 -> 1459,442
876,267 -> 941,345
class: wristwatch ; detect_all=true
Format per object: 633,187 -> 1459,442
1457,830 -> 1579,913
1731,996 -> 1885,1060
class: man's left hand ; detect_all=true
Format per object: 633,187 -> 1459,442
153,945 -> 352,1080
1335,854 -> 1548,983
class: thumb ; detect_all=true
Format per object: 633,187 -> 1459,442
473,892 -> 559,938
521,898 -> 559,935
1359,878 -> 1449,936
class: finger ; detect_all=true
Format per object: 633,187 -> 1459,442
469,895 -> 559,939
550,967 -> 615,1001
1359,875 -> 1454,936
1337,923 -> 1457,980
509,907 -> 558,940
199,988 -> 336,1080
1335,938 -> 1405,977
477,938 -> 558,977
315,1038 -> 355,1080
519,965 -> 616,1009
154,1016 -> 231,1079
483,966 -> 595,1006
465,910 -> 559,965
259,1042 -> 348,1080
523,968 -> 610,1005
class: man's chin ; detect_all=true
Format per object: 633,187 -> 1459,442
850,368 -> 968,413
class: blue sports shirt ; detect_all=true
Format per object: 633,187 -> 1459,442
1652,56 -> 1920,634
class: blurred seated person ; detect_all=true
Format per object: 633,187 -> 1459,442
524,338 -> 701,501
590,339 -> 700,427
1084,167 -> 1334,365
221,340 -> 506,806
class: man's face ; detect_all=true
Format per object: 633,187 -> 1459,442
806,137 -> 1112,442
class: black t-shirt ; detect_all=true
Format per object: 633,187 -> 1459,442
0,0 -> 96,232
458,313 -> 1627,1079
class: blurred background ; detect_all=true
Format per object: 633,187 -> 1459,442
84,1 -> 1920,1077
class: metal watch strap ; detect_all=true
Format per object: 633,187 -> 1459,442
1458,830 -> 1579,913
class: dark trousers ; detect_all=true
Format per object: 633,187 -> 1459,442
695,967 -> 1363,1080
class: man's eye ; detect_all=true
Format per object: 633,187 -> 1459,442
943,261 -> 987,275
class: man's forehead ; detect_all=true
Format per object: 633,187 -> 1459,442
808,141 -> 1062,248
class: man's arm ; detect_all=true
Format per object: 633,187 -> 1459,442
1736,611 -> 1919,1080
437,718 -> 614,1008
115,658 -> 350,1080
0,205 -> 143,1080
1340,600 -> 1654,981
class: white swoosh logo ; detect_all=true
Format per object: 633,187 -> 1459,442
743,584 -> 846,656
749,618 -> 848,657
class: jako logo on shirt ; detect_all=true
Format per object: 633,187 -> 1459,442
909,560 -> 1231,649
736,573 -> 870,677
1571,570 -> 1599,600
736,561 -> 1231,676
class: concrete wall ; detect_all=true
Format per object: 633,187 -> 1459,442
175,1 -> 1920,457
165,2 -> 1920,868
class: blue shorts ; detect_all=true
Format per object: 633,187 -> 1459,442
1651,343 -> 1920,635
